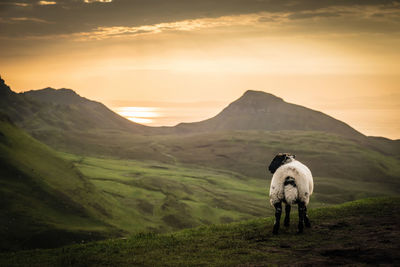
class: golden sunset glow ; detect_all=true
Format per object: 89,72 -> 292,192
1,0 -> 399,138
114,107 -> 160,125
127,117 -> 153,124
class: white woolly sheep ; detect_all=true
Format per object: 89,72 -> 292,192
268,153 -> 314,234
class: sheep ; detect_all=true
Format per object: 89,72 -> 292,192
268,153 -> 313,234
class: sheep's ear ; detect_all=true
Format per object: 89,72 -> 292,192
293,154 -> 296,159
268,154 -> 284,174
268,160 -> 277,174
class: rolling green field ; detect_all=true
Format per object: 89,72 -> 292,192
38,129 -> 400,183
2,197 -> 399,266
58,149 -> 400,231
53,129 -> 400,210
2,112 -> 400,252
59,152 -> 270,234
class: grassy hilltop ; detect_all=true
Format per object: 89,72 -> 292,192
1,197 -> 399,266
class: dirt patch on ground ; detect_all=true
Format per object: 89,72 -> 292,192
241,206 -> 400,267
287,215 -> 400,265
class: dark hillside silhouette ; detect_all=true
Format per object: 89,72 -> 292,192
0,77 -> 149,137
175,90 -> 364,139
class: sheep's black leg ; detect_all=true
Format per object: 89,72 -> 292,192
304,205 -> 311,228
298,202 -> 306,233
273,202 -> 282,235
284,204 -> 291,227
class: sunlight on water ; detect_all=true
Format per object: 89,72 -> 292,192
111,103 -> 224,126
114,107 -> 161,124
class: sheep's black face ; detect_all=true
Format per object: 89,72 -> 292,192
268,153 -> 295,174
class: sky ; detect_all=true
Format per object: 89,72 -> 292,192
1,0 -> 399,138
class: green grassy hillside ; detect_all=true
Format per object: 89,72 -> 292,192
45,130 -> 400,197
58,148 -> 399,227
0,115 -> 276,251
6,114 -> 398,253
0,115 -> 280,251
59,153 -> 270,234
0,115 -> 121,251
2,110 -> 399,252
1,197 -> 399,266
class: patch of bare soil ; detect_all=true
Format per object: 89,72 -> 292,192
292,215 -> 400,266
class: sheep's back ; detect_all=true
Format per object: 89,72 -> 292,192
269,160 -> 313,205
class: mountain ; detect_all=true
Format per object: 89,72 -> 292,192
2,75 -> 397,160
0,78 -> 366,142
0,77 -> 149,140
0,114 -> 120,251
175,90 -> 364,139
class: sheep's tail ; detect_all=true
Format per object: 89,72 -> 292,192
284,176 -> 298,205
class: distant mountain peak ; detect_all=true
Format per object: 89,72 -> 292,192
239,90 -> 284,102
23,87 -> 87,105
242,90 -> 282,99
31,87 -> 79,95
0,75 -> 13,96
229,90 -> 284,111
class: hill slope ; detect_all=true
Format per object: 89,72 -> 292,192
1,197 -> 399,266
0,114 -> 121,251
49,129 -> 400,194
175,90 -> 364,139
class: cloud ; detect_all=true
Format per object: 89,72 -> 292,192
38,1 -> 56,5
288,11 -> 341,20
14,3 -> 30,7
84,0 -> 112,3
0,0 -> 399,40
52,14 -> 263,41
10,17 -> 51,23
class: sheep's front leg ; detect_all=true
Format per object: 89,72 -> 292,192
273,202 -> 282,235
284,204 -> 291,227
298,202 -> 306,233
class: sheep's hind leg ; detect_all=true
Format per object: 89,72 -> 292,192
297,202 -> 306,233
284,204 -> 291,227
304,205 -> 311,228
273,202 -> 282,235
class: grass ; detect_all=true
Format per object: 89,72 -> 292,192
57,153 -> 270,234
0,117 -> 120,251
2,115 -> 399,252
38,129 -> 400,185
56,151 -> 400,236
1,197 -> 399,266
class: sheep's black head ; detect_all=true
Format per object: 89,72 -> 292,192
268,153 -> 295,174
